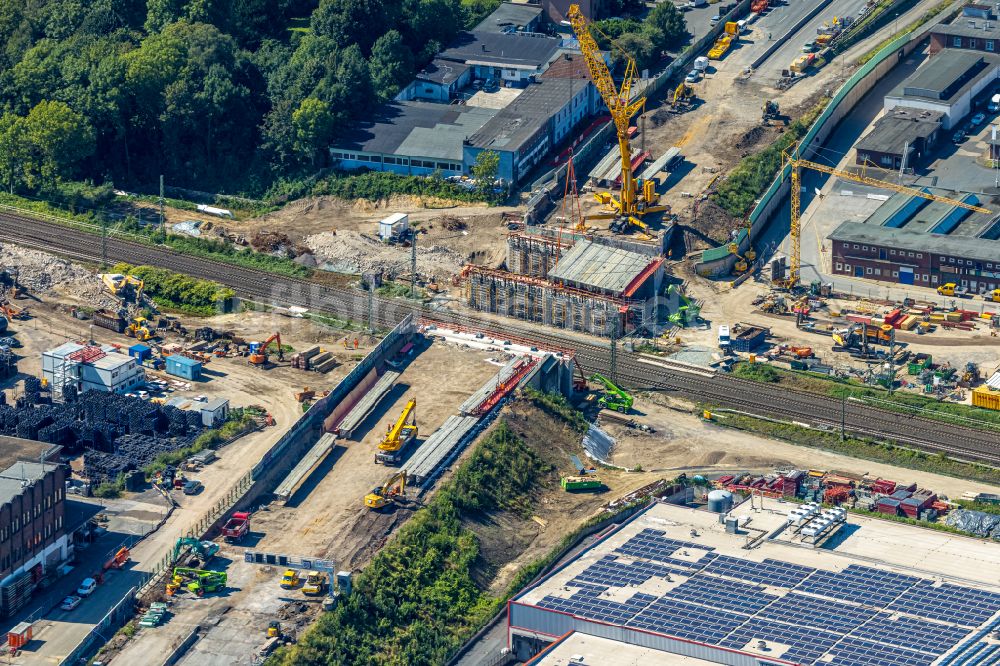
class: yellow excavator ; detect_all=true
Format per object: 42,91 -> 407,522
375,399 -> 418,465
100,273 -> 145,302
365,471 -> 407,510
672,82 -> 694,109
729,242 -> 756,274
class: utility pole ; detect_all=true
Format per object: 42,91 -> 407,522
159,174 -> 165,241
101,214 -> 108,269
841,392 -> 846,442
367,286 -> 374,333
410,232 -> 417,300
609,310 -> 619,385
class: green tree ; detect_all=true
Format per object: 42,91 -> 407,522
21,100 -> 96,188
292,98 -> 336,165
369,30 -> 414,100
144,0 -> 185,32
312,0 -> 390,53
471,150 -> 500,198
0,114 -> 28,192
645,1 -> 688,52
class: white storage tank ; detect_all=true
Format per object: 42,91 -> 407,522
707,489 -> 734,513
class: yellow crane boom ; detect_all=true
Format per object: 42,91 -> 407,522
782,151 -> 991,288
375,399 -> 418,464
568,4 -> 646,218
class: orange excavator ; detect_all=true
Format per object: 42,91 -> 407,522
249,332 -> 284,366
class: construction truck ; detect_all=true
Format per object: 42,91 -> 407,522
708,22 -> 739,59
589,373 -> 633,413
375,399 -> 418,465
985,288 -> 1000,303
365,471 -> 408,510
172,537 -> 220,567
280,569 -> 301,589
302,571 -> 329,596
249,332 -> 284,366
126,316 -> 154,341
221,512 -> 250,541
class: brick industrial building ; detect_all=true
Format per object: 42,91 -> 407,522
0,439 -> 71,617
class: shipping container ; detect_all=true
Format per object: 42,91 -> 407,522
732,325 -> 768,352
973,385 -> 1000,411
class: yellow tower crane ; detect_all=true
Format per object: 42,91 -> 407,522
568,4 -> 668,232
780,150 -> 991,288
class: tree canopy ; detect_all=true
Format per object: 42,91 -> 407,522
0,0 -> 495,197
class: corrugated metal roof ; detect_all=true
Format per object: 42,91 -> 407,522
986,372 -> 1000,390
830,222 -> 1000,263
547,241 -> 653,294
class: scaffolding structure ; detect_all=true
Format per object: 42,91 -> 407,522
506,231 -> 569,278
465,265 -> 633,337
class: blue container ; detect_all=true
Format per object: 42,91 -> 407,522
165,355 -> 202,380
128,344 -> 152,362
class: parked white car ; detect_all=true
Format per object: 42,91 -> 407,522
60,595 -> 82,611
77,578 -> 97,597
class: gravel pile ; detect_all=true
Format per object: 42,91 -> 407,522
305,230 -> 466,279
0,243 -> 115,305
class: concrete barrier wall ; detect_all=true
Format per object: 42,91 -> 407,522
323,366 -> 379,433
694,7 -> 953,276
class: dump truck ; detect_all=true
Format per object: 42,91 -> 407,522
708,22 -> 739,59
221,511 -> 250,542
280,569 -> 301,589
589,373 -> 634,413
937,282 -> 970,298
93,309 -> 126,333
302,571 -> 329,596
375,399 -> 418,465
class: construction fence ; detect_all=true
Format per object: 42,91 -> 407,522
695,2 -> 959,276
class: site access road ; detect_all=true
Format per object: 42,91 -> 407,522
1,211 -> 997,466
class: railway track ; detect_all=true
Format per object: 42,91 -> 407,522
2,212 -> 998,465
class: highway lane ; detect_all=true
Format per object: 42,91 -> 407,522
1,212 -> 998,464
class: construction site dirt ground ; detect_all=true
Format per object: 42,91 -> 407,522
249,337 -> 501,568
603,392 -> 1000,500
672,277 -> 1000,378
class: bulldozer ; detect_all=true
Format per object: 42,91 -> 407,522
365,471 -> 407,510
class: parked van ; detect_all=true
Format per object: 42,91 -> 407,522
737,19 -> 748,32
989,93 -> 1000,112
694,56 -> 709,71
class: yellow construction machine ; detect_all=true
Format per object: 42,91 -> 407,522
729,242 -> 756,274
100,273 -> 145,302
568,4 -> 669,233
365,471 -> 407,510
374,399 -> 417,465
672,82 -> 694,109
126,316 -> 154,341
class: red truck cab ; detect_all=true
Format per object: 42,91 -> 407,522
221,512 -> 250,541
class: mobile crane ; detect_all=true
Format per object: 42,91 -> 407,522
568,4 -> 668,233
375,399 -> 418,464
249,332 -> 284,366
589,373 -> 634,413
365,471 -> 408,510
780,150 -> 991,288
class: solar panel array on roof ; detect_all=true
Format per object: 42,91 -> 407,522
664,574 -> 777,615
826,637 -> 936,666
527,527 -> 1000,666
702,555 -> 815,587
627,597 -> 748,644
719,617 -> 841,664
796,564 -> 920,606
887,581 -> 1000,627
